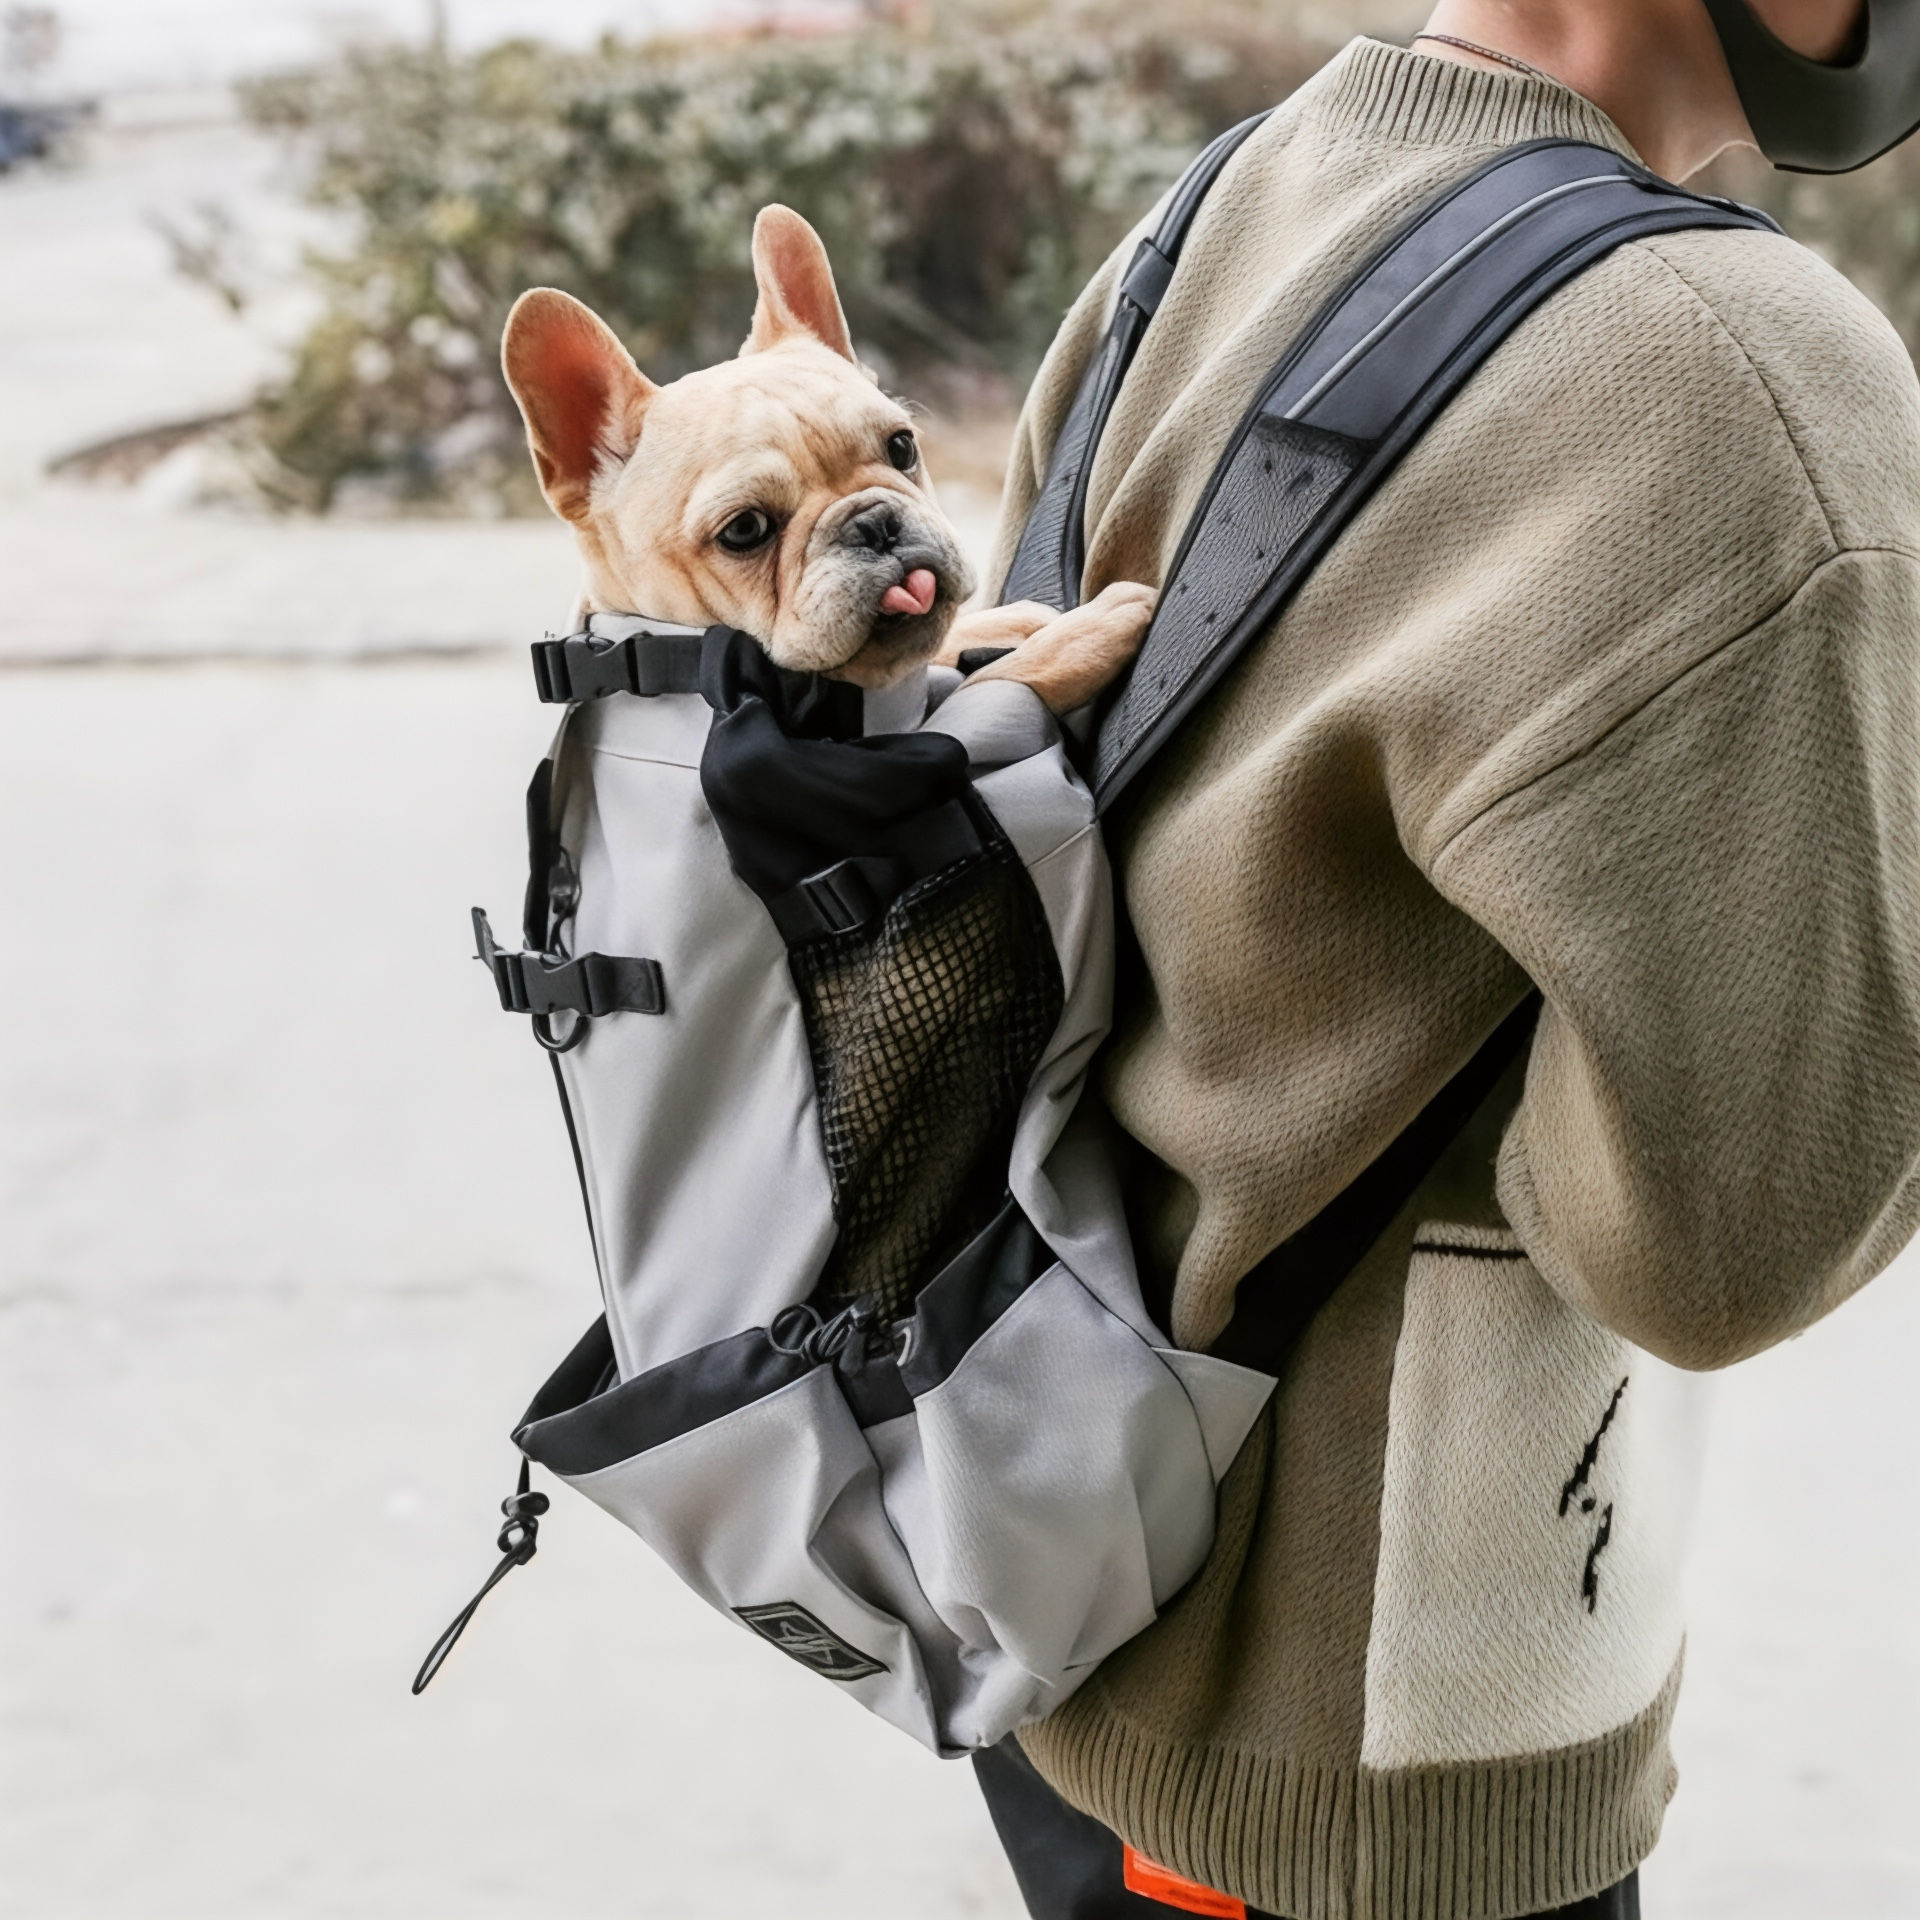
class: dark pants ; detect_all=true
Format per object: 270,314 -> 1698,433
974,1738 -> 1642,1920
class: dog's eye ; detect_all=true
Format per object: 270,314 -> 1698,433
716,508 -> 776,554
885,429 -> 918,473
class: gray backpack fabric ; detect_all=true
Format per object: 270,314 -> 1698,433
421,132 -> 1774,1755
473,625 -> 1272,1754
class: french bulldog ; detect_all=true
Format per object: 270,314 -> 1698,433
500,203 -> 1153,715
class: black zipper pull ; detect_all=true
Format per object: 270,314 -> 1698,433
411,1458 -> 549,1695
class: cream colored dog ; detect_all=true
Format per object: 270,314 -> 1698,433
501,204 -> 1152,715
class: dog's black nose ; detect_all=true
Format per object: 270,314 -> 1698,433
844,501 -> 903,554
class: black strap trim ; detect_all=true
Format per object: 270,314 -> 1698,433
1118,237 -> 1177,317
472,908 -> 665,1017
956,645 -> 1017,676
899,1198 -> 1054,1396
512,1204 -> 1053,1485
517,1322 -> 817,1476
1209,992 -> 1542,1372
530,628 -> 710,703
521,757 -> 559,950
1091,143 -> 1778,809
764,797 -> 981,944
837,1349 -> 915,1428
513,1300 -> 910,1470
999,109 -> 1273,612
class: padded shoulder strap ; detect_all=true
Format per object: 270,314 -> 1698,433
999,110 -> 1274,612
1090,139 -> 1779,809
1022,142 -> 1775,1370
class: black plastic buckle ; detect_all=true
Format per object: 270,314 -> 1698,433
472,909 -> 666,1044
766,858 -> 892,944
529,630 -> 705,703
762,800 -> 983,947
797,860 -> 884,937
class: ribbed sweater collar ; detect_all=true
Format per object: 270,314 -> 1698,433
1311,37 -> 1642,164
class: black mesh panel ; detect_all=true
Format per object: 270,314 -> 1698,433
794,828 -> 1065,1324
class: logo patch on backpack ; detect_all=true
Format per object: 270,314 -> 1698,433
734,1602 -> 889,1681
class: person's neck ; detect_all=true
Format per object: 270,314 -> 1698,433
1413,0 -> 1751,180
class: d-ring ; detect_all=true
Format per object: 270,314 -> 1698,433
532,1010 -> 588,1054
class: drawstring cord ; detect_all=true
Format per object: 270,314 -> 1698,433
411,1458 -> 549,1695
767,1297 -> 879,1373
413,1298 -> 871,1695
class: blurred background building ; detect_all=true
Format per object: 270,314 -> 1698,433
1,4 -> 1915,1917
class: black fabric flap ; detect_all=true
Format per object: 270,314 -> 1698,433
899,1198 -> 1056,1397
515,1322 -> 817,1477
697,625 -> 981,920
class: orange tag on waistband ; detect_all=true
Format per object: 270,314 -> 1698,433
1122,1844 -> 1247,1918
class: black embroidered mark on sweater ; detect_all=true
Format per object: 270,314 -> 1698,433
1559,1377 -> 1629,1517
1581,1503 -> 1615,1613
1556,1376 -> 1629,1614
1408,1240 -> 1531,1260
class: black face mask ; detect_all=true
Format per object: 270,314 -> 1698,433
1704,0 -> 1920,171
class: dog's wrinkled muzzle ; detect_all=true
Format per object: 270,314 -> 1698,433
839,500 -> 960,609
777,487 -> 975,685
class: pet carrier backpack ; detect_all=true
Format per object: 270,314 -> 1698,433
421,132 -> 1774,1755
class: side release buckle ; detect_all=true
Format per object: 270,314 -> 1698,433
472,909 -> 666,1051
529,629 -> 706,703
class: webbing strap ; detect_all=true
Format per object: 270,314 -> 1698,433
473,908 -> 665,1020
1210,993 -> 1541,1371
531,627 -> 709,703
1090,141 -> 1778,808
992,138 -> 1775,1372
998,110 -> 1273,613
766,793 -> 981,943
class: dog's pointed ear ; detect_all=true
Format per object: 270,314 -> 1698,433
501,289 -> 657,524
746,205 -> 856,361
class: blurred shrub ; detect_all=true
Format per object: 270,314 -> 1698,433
213,5 -> 1920,516
231,2 -> 1322,512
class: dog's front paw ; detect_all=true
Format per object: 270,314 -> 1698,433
967,581 -> 1156,715
933,600 -> 1061,666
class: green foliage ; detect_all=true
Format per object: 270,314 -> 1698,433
236,4 -> 1320,512
226,7 -> 1920,517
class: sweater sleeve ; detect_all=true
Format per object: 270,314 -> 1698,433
1430,544 -> 1920,1369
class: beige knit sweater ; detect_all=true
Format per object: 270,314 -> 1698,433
995,39 -> 1920,1920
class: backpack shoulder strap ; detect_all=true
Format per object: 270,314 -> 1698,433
1090,139 -> 1779,808
999,109 -> 1275,612
1020,140 -> 1776,1370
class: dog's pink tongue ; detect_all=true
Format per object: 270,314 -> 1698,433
881,568 -> 938,618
